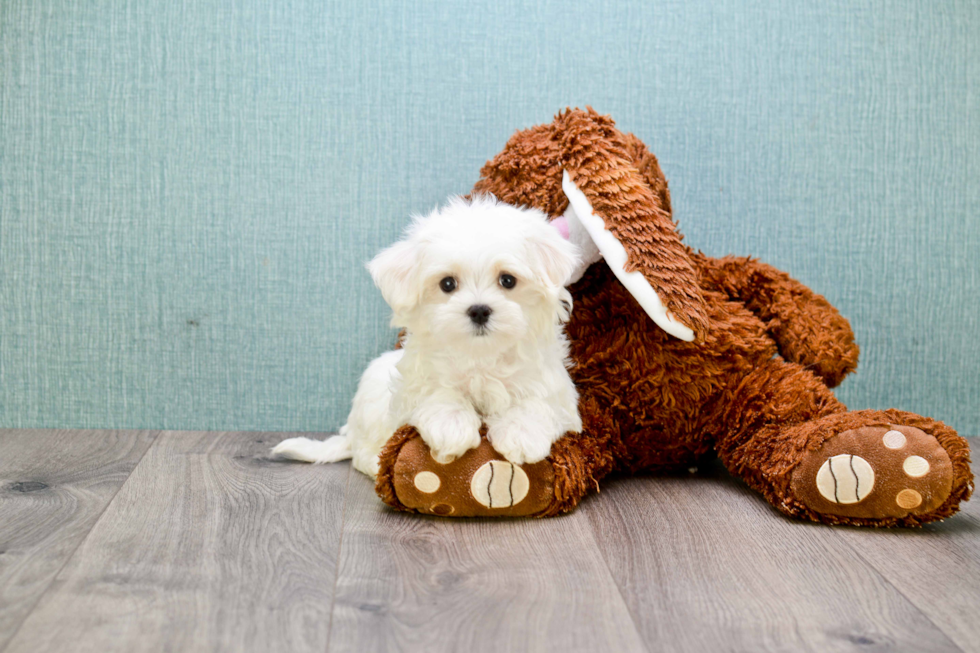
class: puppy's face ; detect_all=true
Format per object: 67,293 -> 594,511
369,197 -> 579,351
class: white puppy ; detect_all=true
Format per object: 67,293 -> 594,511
273,196 -> 582,477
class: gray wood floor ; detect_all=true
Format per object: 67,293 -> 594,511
0,429 -> 977,653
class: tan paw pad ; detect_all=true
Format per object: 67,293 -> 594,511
413,471 -> 441,493
902,456 -> 929,478
882,430 -> 907,449
896,489 -> 922,510
471,460 -> 530,508
815,455 -> 875,504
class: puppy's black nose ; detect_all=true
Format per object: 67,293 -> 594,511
467,304 -> 492,326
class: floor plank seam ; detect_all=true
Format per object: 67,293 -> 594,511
324,461 -> 353,653
0,430 -> 164,653
827,529 -> 967,653
582,505 -> 653,653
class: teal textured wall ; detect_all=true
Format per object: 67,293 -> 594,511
1,1 -> 978,433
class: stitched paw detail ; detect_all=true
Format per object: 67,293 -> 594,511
815,454 -> 875,504
792,425 -> 954,520
390,435 -> 555,517
470,461 -> 530,508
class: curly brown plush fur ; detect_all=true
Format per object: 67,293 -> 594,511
376,108 -> 972,526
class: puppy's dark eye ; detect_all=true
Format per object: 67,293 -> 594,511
439,277 -> 457,293
499,273 -> 517,289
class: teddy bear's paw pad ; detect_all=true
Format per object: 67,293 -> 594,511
814,455 -> 875,504
390,436 -> 555,517
791,425 -> 954,520
470,461 -> 530,508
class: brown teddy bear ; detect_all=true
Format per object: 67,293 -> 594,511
375,108 -> 973,526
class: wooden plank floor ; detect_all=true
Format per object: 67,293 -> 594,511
0,429 -> 976,653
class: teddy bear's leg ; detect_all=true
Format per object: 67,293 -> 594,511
696,255 -> 860,388
374,393 -> 620,517
713,359 -> 973,526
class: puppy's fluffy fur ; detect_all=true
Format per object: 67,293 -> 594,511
273,196 -> 582,477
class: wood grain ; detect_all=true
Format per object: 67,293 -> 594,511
2,430 -> 976,652
584,461 -> 963,653
3,431 -> 349,653
0,429 -> 158,650
829,461 -> 980,651
328,472 -> 647,653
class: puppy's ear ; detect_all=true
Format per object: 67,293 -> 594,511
367,239 -> 422,318
525,221 -> 580,289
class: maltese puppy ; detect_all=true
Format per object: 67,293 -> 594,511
273,196 -> 582,477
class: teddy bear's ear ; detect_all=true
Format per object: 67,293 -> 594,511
557,108 -> 708,342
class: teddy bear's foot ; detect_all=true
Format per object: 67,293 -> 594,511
790,424 -> 959,522
375,427 -> 559,517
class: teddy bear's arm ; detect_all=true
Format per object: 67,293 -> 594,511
695,254 -> 860,387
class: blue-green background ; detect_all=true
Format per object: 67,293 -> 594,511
2,1 -> 978,433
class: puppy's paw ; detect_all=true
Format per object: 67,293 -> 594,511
414,405 -> 482,464
488,411 -> 560,466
